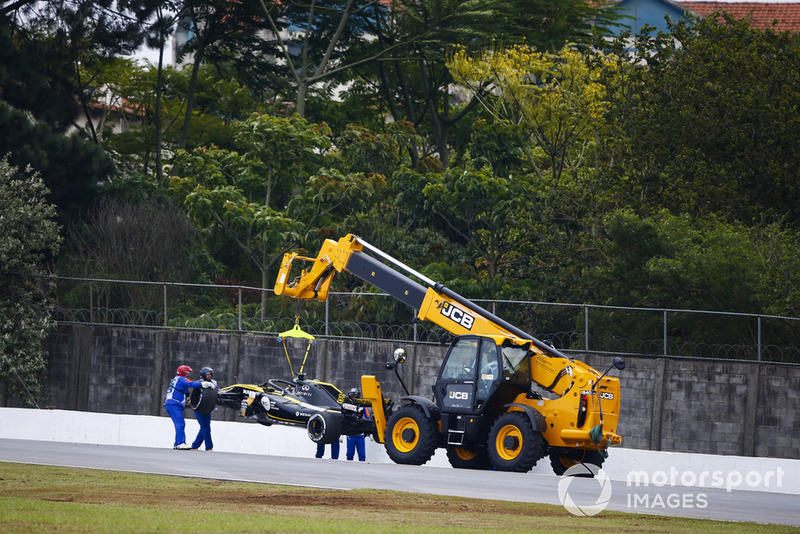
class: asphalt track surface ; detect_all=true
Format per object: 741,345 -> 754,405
0,439 -> 797,527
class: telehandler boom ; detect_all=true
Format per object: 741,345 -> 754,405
275,234 -> 624,474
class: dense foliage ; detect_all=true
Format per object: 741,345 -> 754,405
1,1 -> 799,372
600,15 -> 800,228
0,159 -> 62,406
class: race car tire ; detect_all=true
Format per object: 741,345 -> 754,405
307,411 -> 342,444
190,387 -> 218,415
384,404 -> 438,466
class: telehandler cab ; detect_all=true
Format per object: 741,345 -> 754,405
275,234 -> 624,474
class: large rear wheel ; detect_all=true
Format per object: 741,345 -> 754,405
488,412 -> 546,472
549,449 -> 605,477
384,404 -> 438,466
446,446 -> 492,470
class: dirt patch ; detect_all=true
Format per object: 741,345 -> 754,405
8,475 -> 563,518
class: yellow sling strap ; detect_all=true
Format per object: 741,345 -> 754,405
278,322 -> 315,377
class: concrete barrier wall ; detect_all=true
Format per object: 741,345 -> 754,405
2,407 -> 798,495
42,325 -> 800,459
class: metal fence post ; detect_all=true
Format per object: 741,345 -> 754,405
238,288 -> 242,331
757,316 -> 762,361
663,310 -> 668,357
89,280 -> 94,324
584,306 -> 589,352
163,284 -> 168,327
325,298 -> 329,336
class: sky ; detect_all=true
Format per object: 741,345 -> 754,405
133,43 -> 173,67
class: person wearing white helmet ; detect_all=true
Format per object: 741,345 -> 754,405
191,366 -> 219,451
164,365 -> 210,450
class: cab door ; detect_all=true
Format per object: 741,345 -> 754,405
435,336 -> 500,413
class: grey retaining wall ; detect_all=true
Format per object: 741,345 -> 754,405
44,325 -> 800,459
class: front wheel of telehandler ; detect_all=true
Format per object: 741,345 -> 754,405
488,411 -> 546,472
384,404 -> 438,466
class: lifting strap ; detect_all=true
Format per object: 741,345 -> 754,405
278,321 -> 315,377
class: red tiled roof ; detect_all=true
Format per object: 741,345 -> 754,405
679,2 -> 800,31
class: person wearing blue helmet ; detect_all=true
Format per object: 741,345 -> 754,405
165,365 -> 209,450
191,366 -> 219,451
345,388 -> 368,461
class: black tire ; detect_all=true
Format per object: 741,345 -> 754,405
190,387 -> 218,415
307,411 -> 342,444
549,449 -> 605,477
446,446 -> 492,470
384,404 -> 438,466
488,412 -> 546,472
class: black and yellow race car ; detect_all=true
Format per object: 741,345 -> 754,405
213,376 -> 378,443
190,325 -> 388,444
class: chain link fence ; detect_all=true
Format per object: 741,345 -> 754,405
18,274 -> 800,363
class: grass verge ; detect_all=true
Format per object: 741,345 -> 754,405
0,462 -> 794,533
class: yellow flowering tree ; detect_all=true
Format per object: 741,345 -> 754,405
447,44 -> 616,181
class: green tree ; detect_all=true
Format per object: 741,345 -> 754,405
172,0 -> 270,149
582,209 -> 800,317
0,158 -> 62,406
324,122 -> 411,247
101,63 -> 260,176
421,166 -> 532,280
496,0 -> 627,52
580,209 -> 800,358
343,0 -> 505,167
0,102 -> 116,226
462,119 -> 530,178
127,0 -> 185,182
65,197 -> 202,311
340,0 -> 624,168
1,1 -> 144,131
256,0 -> 435,118
447,44 -> 615,181
170,113 -> 340,316
602,15 -> 800,226
589,210 -> 767,311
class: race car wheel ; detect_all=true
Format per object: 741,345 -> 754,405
190,387 -> 218,415
488,411 -> 546,472
307,411 -> 342,444
446,446 -> 492,470
384,404 -> 438,466
549,449 -> 605,477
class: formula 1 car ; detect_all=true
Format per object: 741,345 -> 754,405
189,324 -> 389,444
213,376 -> 380,443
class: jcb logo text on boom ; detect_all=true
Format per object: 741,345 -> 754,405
440,302 -> 475,330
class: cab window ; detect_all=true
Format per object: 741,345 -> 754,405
476,339 -> 500,401
501,346 -> 531,387
440,338 -> 478,380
